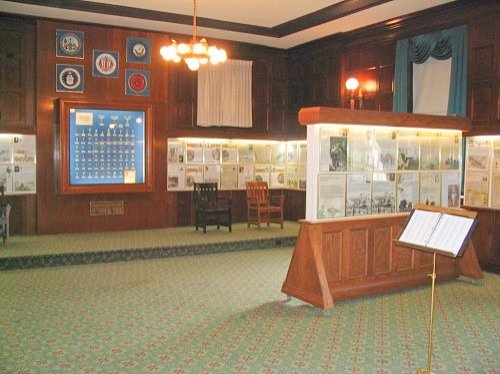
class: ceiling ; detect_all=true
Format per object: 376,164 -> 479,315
1,0 -> 456,48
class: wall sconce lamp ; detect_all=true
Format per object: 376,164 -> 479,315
345,77 -> 364,110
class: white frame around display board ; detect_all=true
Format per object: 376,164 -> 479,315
0,134 -> 37,195
464,135 -> 500,208
167,138 -> 307,191
306,124 -> 463,221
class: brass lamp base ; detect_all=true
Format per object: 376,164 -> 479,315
417,369 -> 434,374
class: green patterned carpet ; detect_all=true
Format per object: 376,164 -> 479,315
0,223 -> 299,270
1,247 -> 499,374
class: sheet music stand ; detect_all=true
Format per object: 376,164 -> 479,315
395,204 -> 480,374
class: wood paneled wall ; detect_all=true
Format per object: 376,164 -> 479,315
35,20 -> 172,234
1,0 -> 498,235
33,20 -> 292,234
0,16 -> 36,234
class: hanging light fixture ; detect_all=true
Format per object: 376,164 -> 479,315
160,0 -> 227,71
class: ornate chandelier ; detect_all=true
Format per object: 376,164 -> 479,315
160,0 -> 227,71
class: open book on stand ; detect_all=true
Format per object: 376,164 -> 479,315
395,205 -> 478,257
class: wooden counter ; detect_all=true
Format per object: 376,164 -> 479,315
281,214 -> 483,311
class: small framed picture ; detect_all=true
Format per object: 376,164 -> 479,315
56,29 -> 84,58
126,37 -> 151,64
125,69 -> 150,96
56,64 -> 84,93
93,50 -> 119,78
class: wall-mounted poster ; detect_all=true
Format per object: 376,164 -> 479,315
466,137 -> 490,170
254,165 -> 271,185
286,165 -> 298,189
420,171 -> 441,206
420,137 -> 440,170
204,142 -> 221,164
319,127 -> 347,172
491,173 -> 500,208
237,164 -> 253,189
442,171 -> 460,208
493,138 -> 500,172
186,142 -> 203,163
317,173 -> 346,219
125,69 -> 150,96
272,142 -> 286,164
220,165 -> 237,190
464,172 -> 489,206
0,165 -> 13,194
93,50 -> 119,78
374,130 -> 397,171
221,143 -> 237,164
167,164 -> 185,190
254,143 -> 272,164
185,165 -> 203,190
348,128 -> 373,171
270,166 -> 285,188
13,135 -> 36,163
287,142 -> 298,164
398,138 -> 419,170
126,37 -> 151,64
13,164 -> 36,193
168,141 -> 184,163
0,137 -> 13,163
372,172 -> 396,214
203,164 -> 220,184
440,135 -> 460,170
396,172 -> 419,212
346,173 -> 372,216
237,144 -> 254,163
56,64 -> 84,93
56,29 -> 84,58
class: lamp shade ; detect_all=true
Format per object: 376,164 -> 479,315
345,77 -> 359,91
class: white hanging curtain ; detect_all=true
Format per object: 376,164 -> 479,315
412,57 -> 452,115
197,59 -> 253,128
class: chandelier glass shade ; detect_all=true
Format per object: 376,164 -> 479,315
160,0 -> 227,71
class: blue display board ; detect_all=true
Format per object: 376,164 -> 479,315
68,108 -> 145,185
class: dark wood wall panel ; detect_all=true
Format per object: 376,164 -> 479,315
322,231 -> 342,282
373,226 -> 391,275
0,17 -> 36,234
347,228 -> 369,279
467,12 -> 499,133
3,0 -> 500,235
35,20 -> 172,234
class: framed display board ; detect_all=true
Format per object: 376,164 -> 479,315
57,100 -> 153,194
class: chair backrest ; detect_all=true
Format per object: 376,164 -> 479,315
193,182 -> 219,207
246,181 -> 269,204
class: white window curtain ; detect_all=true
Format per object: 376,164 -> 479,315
197,59 -> 253,128
412,57 -> 452,115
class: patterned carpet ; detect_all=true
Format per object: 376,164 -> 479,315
0,223 -> 299,270
1,247 -> 499,374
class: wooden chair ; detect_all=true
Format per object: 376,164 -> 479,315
0,185 -> 11,245
246,181 -> 284,229
193,182 -> 232,234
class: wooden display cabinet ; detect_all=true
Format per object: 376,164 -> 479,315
281,107 -> 483,311
57,100 -> 154,194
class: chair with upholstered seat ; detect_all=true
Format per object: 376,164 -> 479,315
245,181 -> 284,229
193,182 -> 232,234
